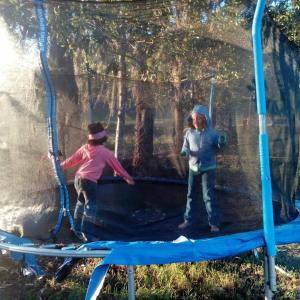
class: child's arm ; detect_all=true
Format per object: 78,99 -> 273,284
60,147 -> 83,170
181,131 -> 190,157
106,153 -> 135,185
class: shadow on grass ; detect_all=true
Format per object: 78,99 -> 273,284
276,245 -> 300,273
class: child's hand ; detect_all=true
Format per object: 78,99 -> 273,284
125,177 -> 135,185
218,132 -> 227,147
180,150 -> 187,157
57,150 -> 64,160
49,168 -> 54,177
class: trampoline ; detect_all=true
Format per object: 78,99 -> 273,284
0,0 -> 299,299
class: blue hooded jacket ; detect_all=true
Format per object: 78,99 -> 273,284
181,105 -> 225,172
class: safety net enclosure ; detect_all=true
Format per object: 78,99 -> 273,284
0,0 -> 299,243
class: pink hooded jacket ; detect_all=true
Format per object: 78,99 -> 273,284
60,144 -> 130,183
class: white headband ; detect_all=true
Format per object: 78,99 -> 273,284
88,131 -> 107,140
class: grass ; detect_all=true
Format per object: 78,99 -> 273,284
2,244 -> 299,299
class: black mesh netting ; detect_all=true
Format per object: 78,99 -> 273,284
0,0 -> 299,242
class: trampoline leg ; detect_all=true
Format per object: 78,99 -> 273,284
128,265 -> 135,300
264,250 -> 276,300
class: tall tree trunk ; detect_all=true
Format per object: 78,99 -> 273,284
109,78 -> 117,118
172,60 -> 184,153
49,43 -> 81,156
290,0 -> 296,8
115,52 -> 127,159
86,62 -> 94,123
169,2 -> 186,153
132,81 -> 154,174
49,44 -> 79,104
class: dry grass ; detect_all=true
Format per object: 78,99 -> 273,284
1,244 -> 300,299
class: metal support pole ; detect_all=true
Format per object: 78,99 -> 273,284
252,1 -> 277,298
264,251 -> 272,300
128,265 -> 135,300
268,255 -> 277,293
264,250 -> 276,300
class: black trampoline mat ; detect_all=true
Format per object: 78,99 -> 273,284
55,178 -> 264,242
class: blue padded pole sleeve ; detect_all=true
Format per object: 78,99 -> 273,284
252,0 -> 266,115
34,0 -> 75,233
259,134 -> 276,256
85,264 -> 110,300
252,0 -> 276,257
40,54 -> 65,233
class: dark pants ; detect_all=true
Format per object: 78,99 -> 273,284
74,176 -> 98,240
184,169 -> 219,226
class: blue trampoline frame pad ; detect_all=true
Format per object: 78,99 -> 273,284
1,201 -> 300,299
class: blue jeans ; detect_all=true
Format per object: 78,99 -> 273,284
74,176 -> 98,240
184,169 -> 219,226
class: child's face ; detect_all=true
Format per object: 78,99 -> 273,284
192,113 -> 207,130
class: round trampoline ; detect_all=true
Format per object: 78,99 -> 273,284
0,0 -> 298,242
0,0 -> 299,299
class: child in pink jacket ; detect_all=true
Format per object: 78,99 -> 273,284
60,122 -> 134,241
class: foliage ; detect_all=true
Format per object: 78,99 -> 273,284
268,0 -> 300,47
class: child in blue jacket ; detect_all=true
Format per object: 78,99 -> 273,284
179,105 -> 226,232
